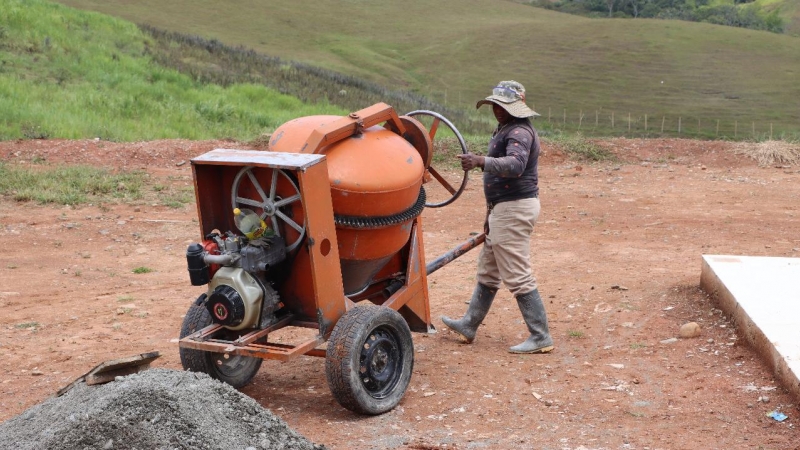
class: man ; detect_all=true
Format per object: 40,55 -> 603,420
441,80 -> 554,354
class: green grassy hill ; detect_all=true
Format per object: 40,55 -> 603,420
0,0 -> 346,141
712,0 -> 800,34
512,0 -> 800,36
761,0 -> 800,34
56,0 -> 800,139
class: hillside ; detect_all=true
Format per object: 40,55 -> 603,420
763,0 -> 800,34
0,0 -> 347,141
56,0 -> 800,139
511,0 -> 800,35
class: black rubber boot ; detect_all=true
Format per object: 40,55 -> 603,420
441,283 -> 498,343
509,289 -> 554,354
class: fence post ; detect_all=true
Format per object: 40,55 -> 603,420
735,120 -> 737,138
612,112 -> 615,129
563,109 -> 566,125
678,117 -> 681,135
645,114 -> 648,132
661,116 -> 665,133
770,123 -> 773,140
752,122 -> 755,138
698,118 -> 700,135
548,108 -> 551,123
595,110 -> 598,128
716,120 -> 719,136
579,110 -> 583,129
628,113 -> 631,132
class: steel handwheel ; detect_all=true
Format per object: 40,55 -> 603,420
231,166 -> 305,251
325,305 -> 414,415
406,110 -> 469,208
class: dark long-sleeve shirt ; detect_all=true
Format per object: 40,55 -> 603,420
482,118 -> 540,204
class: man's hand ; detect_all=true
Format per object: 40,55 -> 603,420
456,153 -> 485,171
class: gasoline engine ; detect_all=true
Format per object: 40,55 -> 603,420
185,226 -> 286,331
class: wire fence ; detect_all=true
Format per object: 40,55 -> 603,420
526,107 -> 798,141
424,88 -> 799,141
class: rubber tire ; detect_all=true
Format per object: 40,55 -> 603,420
179,297 -> 262,389
325,305 -> 414,415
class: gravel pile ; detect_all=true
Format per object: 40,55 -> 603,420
0,368 -> 326,450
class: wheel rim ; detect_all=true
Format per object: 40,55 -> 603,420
359,326 -> 403,399
210,352 -> 255,377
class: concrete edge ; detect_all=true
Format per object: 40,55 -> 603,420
699,256 -> 800,402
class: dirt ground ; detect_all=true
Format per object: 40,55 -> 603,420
1,137 -> 799,450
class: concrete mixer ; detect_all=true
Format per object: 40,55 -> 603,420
178,103 -> 485,414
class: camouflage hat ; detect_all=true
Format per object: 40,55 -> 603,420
476,80 -> 540,119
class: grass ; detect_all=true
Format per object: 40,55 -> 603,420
567,330 -> 585,338
55,0 -> 800,140
0,160 -> 199,207
14,322 -> 39,329
0,0 -> 348,141
132,266 -> 152,274
544,132 -> 615,161
0,162 -> 145,205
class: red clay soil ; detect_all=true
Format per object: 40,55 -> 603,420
1,137 -> 798,449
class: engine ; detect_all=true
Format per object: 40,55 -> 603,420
185,230 -> 287,331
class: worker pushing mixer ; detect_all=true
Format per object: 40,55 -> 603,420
442,81 -> 554,354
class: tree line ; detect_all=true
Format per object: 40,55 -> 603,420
527,0 -> 785,33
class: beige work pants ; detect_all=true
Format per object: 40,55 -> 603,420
476,197 -> 540,297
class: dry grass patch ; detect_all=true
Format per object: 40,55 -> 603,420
733,140 -> 800,166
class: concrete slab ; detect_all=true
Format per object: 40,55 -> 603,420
700,255 -> 800,401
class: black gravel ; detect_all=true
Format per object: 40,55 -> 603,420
0,368 -> 327,450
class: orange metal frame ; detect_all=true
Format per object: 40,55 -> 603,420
180,105 -> 432,362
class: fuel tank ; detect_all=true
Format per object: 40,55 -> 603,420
269,114 -> 425,295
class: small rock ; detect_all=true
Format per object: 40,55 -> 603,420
103,439 -> 113,449
758,396 -> 770,403
31,369 -> 44,376
607,363 -> 624,369
660,338 -> 678,344
679,322 -> 702,338
611,285 -> 629,291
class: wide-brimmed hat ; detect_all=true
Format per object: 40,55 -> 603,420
476,80 -> 539,119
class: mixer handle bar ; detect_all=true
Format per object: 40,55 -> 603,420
303,102 -> 407,154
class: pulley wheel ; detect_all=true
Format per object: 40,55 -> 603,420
231,166 -> 306,252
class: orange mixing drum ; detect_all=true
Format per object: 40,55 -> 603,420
269,114 -> 426,295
